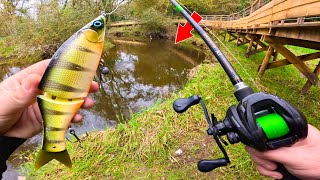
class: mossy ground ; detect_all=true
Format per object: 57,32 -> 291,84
21,32 -> 319,179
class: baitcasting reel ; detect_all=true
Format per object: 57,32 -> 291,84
173,92 -> 308,172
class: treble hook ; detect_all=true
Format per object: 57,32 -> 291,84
99,59 -> 109,75
98,59 -> 110,88
66,127 -> 89,148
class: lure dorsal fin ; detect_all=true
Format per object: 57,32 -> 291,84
82,29 -> 99,43
35,149 -> 72,169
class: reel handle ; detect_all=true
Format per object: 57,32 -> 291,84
276,163 -> 300,180
198,158 -> 228,172
173,95 -> 200,113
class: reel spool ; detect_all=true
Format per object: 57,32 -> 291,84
173,92 -> 308,172
256,113 -> 290,140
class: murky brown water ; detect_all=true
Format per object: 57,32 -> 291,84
0,40 -> 204,179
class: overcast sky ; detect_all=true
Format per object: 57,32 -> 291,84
0,0 -> 60,18
1,0 -> 124,18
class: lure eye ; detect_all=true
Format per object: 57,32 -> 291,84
93,20 -> 103,28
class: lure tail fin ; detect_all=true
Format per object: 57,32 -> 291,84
35,149 -> 72,169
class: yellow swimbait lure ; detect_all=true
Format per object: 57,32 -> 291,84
35,14 -> 106,169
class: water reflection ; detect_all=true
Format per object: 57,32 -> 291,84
0,40 -> 204,129
0,66 -> 22,81
91,41 -> 203,122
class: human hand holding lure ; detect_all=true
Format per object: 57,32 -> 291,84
0,60 -> 99,179
169,0 -> 308,179
0,60 -> 98,139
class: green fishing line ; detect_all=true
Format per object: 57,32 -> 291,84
256,113 -> 290,140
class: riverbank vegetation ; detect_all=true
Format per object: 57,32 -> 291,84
0,0 -> 251,59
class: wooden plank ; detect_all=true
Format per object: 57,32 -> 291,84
237,33 -> 250,46
238,33 -> 250,42
271,22 -> 320,28
224,27 -> 320,44
258,46 -> 274,77
269,42 -> 319,85
238,41 -> 250,46
228,32 -> 237,42
302,62 -> 320,94
264,52 -> 320,69
212,0 -> 320,30
272,28 -> 320,43
236,35 -> 243,46
251,1 -> 320,26
253,43 -> 258,50
273,50 -> 279,61
264,36 -> 320,50
254,38 -> 268,48
110,21 -> 142,27
246,45 -> 269,57
247,36 -> 256,54
248,2 -> 320,28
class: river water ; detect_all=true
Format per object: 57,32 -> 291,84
0,40 -> 204,179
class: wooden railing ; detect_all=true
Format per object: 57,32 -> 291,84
202,0 -> 271,22
202,15 -> 229,21
203,0 -> 320,30
110,20 -> 142,27
228,0 -> 272,20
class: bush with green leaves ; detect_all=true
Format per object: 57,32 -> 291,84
138,8 -> 175,37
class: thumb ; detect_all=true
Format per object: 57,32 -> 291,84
11,74 -> 42,108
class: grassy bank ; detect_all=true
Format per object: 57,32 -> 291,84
22,32 -> 320,179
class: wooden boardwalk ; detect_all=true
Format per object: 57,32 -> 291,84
110,20 -> 142,27
202,0 -> 320,94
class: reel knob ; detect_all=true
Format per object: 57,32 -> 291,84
198,158 -> 228,172
173,95 -> 200,113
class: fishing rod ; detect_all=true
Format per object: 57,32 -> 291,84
169,0 -> 308,179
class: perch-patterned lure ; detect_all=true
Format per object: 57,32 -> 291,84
35,15 -> 106,169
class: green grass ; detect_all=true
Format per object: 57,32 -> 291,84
21,34 -> 319,179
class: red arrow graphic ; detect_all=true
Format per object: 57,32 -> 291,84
175,11 -> 203,44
